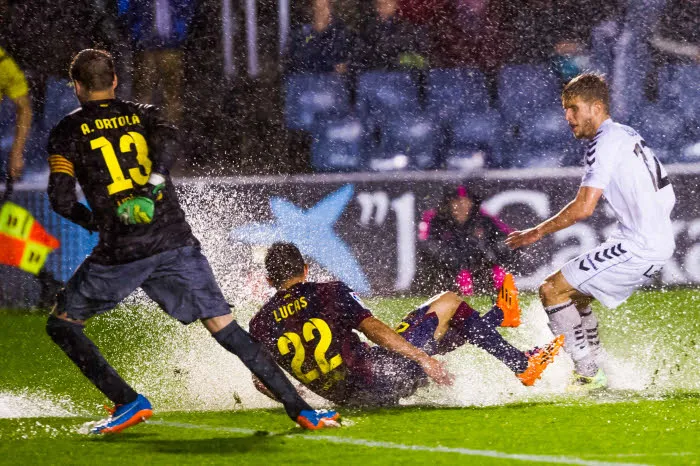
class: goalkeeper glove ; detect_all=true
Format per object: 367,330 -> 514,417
116,174 -> 166,225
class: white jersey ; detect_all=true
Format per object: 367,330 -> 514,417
581,118 -> 676,261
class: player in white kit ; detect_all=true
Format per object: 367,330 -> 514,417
505,74 -> 676,391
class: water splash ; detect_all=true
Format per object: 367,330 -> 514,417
5,187 -> 695,418
0,390 -> 87,419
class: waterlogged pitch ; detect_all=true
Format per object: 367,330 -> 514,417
0,290 -> 698,465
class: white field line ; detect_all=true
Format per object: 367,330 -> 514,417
150,420 -> 650,466
589,453 -> 694,458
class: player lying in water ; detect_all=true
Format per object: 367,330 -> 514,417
249,242 -> 564,407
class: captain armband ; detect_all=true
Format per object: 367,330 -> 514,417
48,155 -> 75,177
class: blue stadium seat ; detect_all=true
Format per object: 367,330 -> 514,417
445,109 -> 500,169
497,65 -> 572,167
658,65 -> 699,105
426,68 -> 490,123
680,139 -> 700,162
498,65 -> 561,124
653,64 -> 700,163
371,112 -> 438,171
42,78 -> 80,130
510,144 -> 576,169
657,65 -> 700,123
310,115 -> 366,171
356,72 -> 420,128
519,108 -> 571,146
284,73 -> 351,131
636,104 -> 687,163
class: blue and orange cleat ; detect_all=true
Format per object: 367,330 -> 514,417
90,394 -> 153,434
296,409 -> 341,430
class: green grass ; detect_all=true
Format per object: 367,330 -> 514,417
0,290 -> 699,465
0,396 -> 698,465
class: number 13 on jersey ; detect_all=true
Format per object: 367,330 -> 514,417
90,131 -> 152,195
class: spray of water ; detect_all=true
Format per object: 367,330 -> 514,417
2,186 -> 697,418
0,390 -> 87,419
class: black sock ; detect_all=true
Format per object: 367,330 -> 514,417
213,321 -> 312,419
463,313 -> 528,373
483,305 -> 504,328
46,315 -> 138,405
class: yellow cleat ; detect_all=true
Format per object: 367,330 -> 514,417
497,273 -> 521,327
566,368 -> 608,393
517,334 -> 565,386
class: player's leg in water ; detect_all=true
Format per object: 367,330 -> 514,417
139,246 -> 338,429
47,311 -> 140,408
45,259 -> 158,434
572,295 -> 604,364
47,311 -> 154,434
202,314 -> 333,426
401,287 -> 559,386
402,275 -> 563,386
420,292 -> 527,374
540,271 -> 605,387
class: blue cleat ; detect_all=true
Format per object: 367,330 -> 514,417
296,409 -> 341,430
90,394 -> 153,434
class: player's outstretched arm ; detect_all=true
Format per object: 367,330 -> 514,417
359,317 -> 454,386
505,186 -> 603,250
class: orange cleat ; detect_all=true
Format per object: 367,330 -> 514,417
517,334 -> 565,386
497,273 -> 521,327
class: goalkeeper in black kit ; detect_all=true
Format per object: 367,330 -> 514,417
45,49 -> 339,434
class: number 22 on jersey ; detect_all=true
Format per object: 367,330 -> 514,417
90,131 -> 152,195
277,318 -> 343,384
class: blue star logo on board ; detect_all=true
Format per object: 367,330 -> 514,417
229,184 -> 370,293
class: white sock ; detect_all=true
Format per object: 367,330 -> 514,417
545,300 -> 598,377
579,305 -> 605,363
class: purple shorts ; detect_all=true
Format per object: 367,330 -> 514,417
396,304 -> 441,355
344,305 -> 439,407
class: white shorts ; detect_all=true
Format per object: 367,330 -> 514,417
560,241 -> 665,308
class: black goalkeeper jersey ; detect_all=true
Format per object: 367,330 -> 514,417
47,99 -> 198,264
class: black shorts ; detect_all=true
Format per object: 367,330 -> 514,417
57,246 -> 231,324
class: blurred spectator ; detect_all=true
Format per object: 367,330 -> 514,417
0,45 -> 31,180
588,2 -> 624,76
651,0 -> 700,65
499,0 -> 617,79
284,0 -> 354,74
3,0 -> 95,113
428,0 -> 508,73
119,0 -> 196,124
610,0 -> 667,123
353,0 -> 430,71
414,185 -> 515,295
